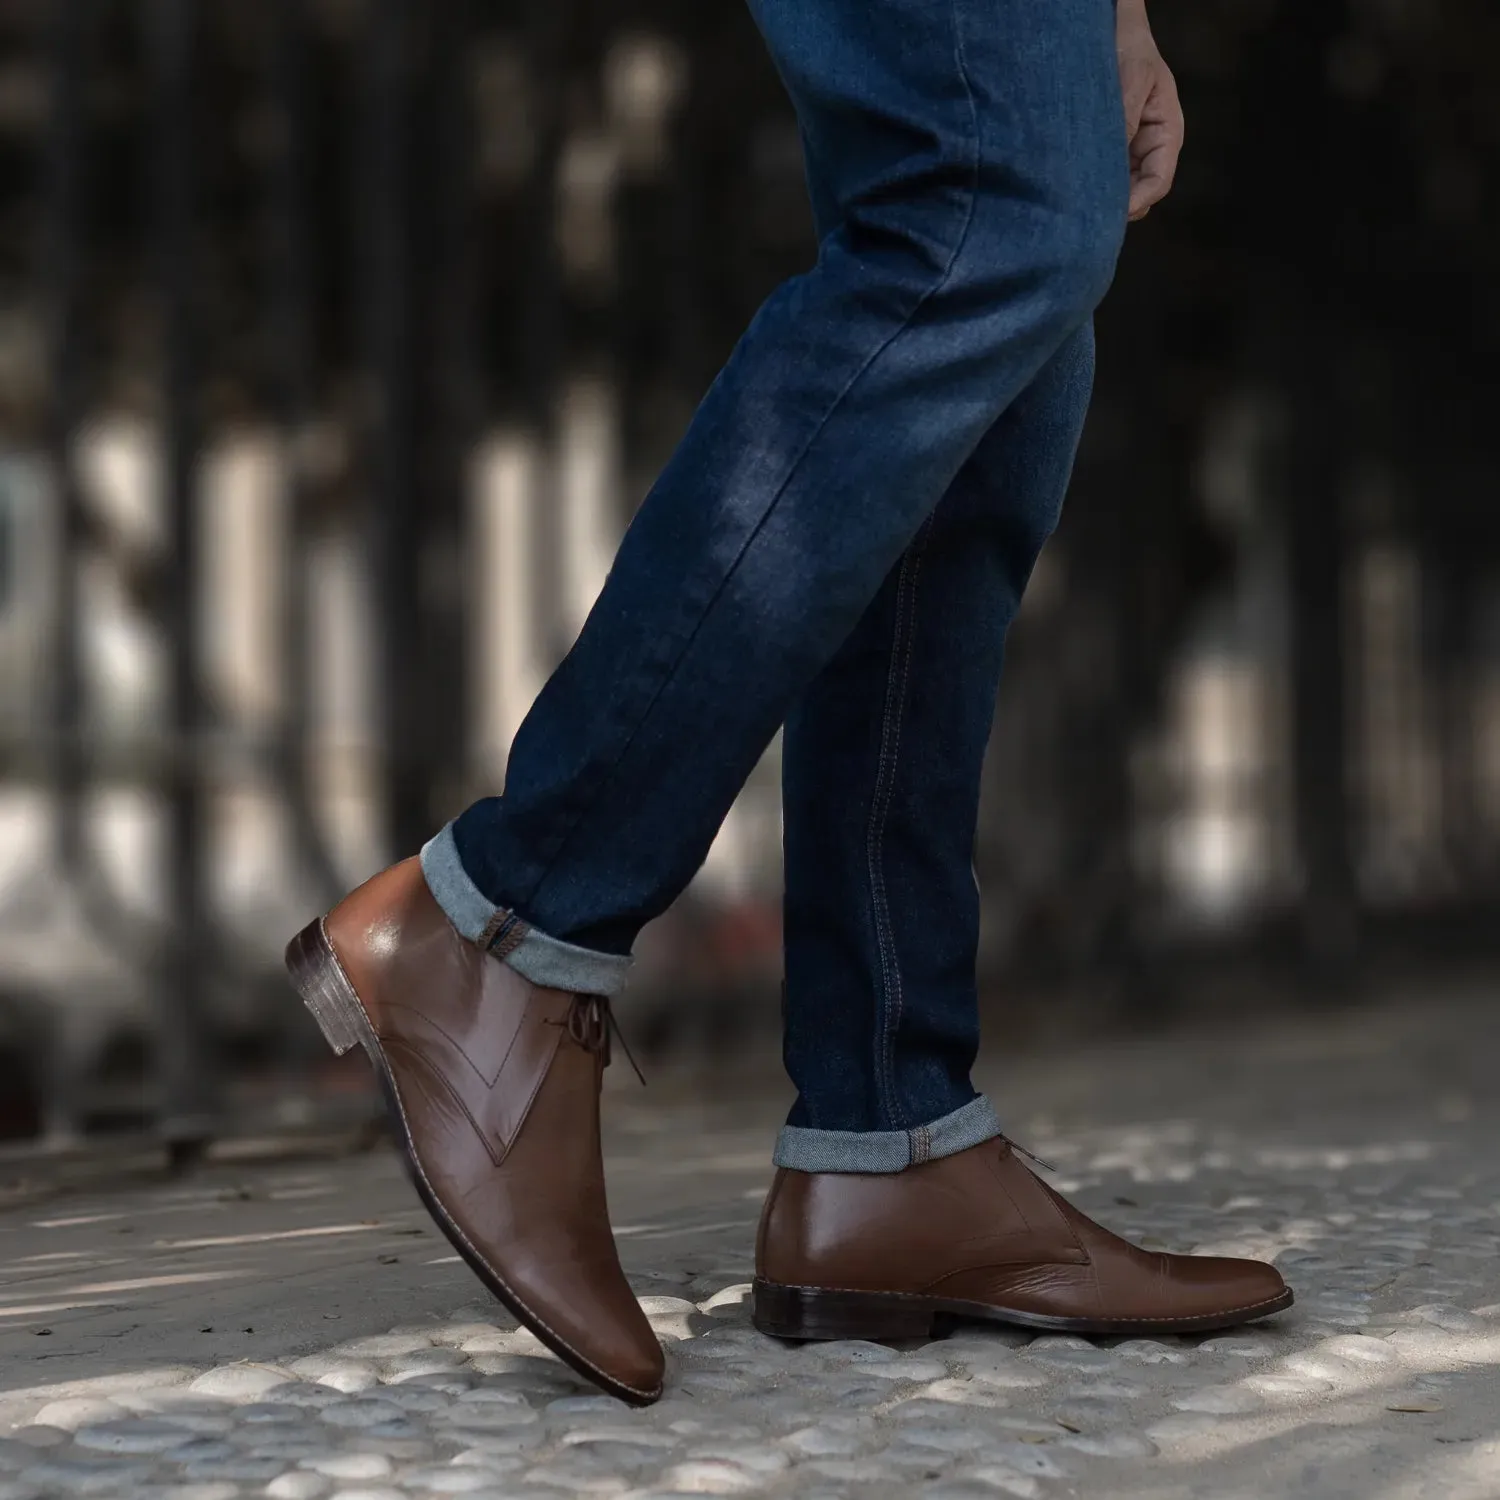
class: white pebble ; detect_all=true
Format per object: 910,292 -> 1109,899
72,1419 -> 199,1454
394,1469 -> 501,1493
30,1400 -> 123,1432
189,1365 -> 296,1399
1170,1385 -> 1262,1414
330,1334 -> 433,1358
657,1458 -> 763,1493
302,1452 -> 394,1479
1112,1339 -> 1190,1364
266,1475 -> 331,1500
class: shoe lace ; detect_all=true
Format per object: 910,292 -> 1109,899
554,994 -> 647,1086
1004,1136 -> 1057,1173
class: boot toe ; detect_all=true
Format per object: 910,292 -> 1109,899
1164,1252 -> 1291,1324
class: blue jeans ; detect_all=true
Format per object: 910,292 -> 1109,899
424,0 -> 1128,1171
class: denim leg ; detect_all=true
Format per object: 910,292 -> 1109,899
433,0 -> 1127,996
777,325 -> 1098,1170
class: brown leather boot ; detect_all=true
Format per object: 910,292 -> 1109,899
285,858 -> 664,1406
753,1137 -> 1292,1340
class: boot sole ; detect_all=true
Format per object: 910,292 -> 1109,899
752,1277 -> 1294,1341
285,918 -> 662,1407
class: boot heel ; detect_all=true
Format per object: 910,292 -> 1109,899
285,919 -> 368,1058
752,1279 -> 936,1341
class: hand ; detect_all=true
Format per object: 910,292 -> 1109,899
1115,0 -> 1184,221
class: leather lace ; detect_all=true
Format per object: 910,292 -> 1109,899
1004,1136 -> 1057,1173
555,993 -> 647,1086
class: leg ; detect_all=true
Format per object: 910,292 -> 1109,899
427,0 -> 1130,994
760,357 -> 1289,1334
778,324 -> 1097,1165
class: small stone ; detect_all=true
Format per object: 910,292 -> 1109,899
73,1419 -> 201,1454
397,1467 -> 511,1493
158,1439 -> 238,1464
686,1444 -> 789,1475
781,1427 -> 864,1457
956,1470 -> 1042,1499
1019,1338 -> 1117,1370
448,1450 -> 530,1472
30,1400 -> 123,1432
332,1334 -> 434,1358
657,1459 -> 762,1493
928,1329 -> 1033,1355
886,1425 -> 992,1455
1196,1336 -> 1273,1359
302,1452 -> 394,1480
544,1395 -> 627,1418
317,1399 -> 406,1429
376,1387 -> 452,1412
933,1484 -> 1039,1500
310,1363 -> 382,1394
7,1430 -> 67,1451
267,1475 -> 332,1500
183,1456 -> 290,1482
19,1457 -> 153,1494
384,1348 -> 470,1378
1112,1339 -> 1190,1364
462,1328 -> 545,1356
1149,1414 -> 1225,1445
189,1364 -> 296,1399
798,1459 -> 891,1483
428,1322 -> 511,1347
1058,1431 -> 1159,1458
805,1339 -> 899,1365
1405,1303 -> 1486,1334
1246,1373 -> 1335,1398
953,1358 -> 1046,1390
853,1358 -> 949,1383
314,1491 -> 406,1500
1170,1385 -> 1262,1414
973,1443 -> 1071,1478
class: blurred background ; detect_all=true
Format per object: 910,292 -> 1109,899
0,0 -> 1495,1152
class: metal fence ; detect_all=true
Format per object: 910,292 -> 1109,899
2,0 -> 1498,1145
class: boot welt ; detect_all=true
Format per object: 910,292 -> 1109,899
752,1275 -> 1294,1341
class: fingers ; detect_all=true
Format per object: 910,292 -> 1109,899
1127,77 -> 1184,220
1128,129 -> 1178,217
1121,69 -> 1151,141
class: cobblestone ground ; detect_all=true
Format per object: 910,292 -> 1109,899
2,990 -> 1498,1500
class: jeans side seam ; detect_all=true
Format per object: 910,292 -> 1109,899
866,515 -> 934,1130
518,24 -> 984,920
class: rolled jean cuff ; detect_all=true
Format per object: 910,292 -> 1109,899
772,1095 -> 1003,1173
420,823 -> 633,997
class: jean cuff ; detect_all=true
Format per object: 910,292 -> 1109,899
772,1095 -> 1003,1173
420,822 -> 633,997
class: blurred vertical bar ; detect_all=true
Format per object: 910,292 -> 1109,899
44,0 -> 87,875
519,0 -> 568,663
147,0 -> 216,1153
1286,338 -> 1357,975
267,0 -> 341,904
365,0 -> 427,860
425,0 -> 476,816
